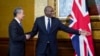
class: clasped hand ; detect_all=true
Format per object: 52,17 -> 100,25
25,34 -> 30,40
79,30 -> 91,36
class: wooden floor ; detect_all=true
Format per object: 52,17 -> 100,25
0,38 -> 100,56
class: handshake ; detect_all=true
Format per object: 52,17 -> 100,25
25,34 -> 31,40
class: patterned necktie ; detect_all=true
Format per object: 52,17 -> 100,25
47,18 -> 51,33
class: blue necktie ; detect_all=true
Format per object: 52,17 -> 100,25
47,18 -> 50,33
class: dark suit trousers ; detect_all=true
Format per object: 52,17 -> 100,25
36,43 -> 57,56
46,43 -> 50,56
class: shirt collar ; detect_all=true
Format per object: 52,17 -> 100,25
45,16 -> 51,19
14,17 -> 21,24
45,16 -> 48,20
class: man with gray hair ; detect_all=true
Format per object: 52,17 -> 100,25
8,7 -> 29,56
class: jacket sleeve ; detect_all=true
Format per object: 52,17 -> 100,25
9,24 -> 25,42
58,19 -> 80,35
30,18 -> 38,38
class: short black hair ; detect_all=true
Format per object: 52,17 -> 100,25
44,6 -> 53,12
13,7 -> 22,17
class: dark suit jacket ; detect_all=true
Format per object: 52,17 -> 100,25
30,16 -> 80,55
9,19 -> 25,56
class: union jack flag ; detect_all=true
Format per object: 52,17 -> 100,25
69,0 -> 95,56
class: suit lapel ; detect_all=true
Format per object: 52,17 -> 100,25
50,18 -> 55,33
40,16 -> 47,33
40,16 -> 56,33
41,16 -> 56,32
13,19 -> 24,31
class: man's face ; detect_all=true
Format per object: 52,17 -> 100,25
45,7 -> 54,17
17,10 -> 24,20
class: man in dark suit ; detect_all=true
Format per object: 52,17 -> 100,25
28,6 -> 90,56
9,8 -> 30,56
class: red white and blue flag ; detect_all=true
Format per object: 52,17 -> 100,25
69,0 -> 95,56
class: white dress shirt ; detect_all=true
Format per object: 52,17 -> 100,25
14,17 -> 21,24
44,16 -> 52,30
45,16 -> 52,43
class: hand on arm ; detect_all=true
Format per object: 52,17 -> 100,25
79,30 -> 91,36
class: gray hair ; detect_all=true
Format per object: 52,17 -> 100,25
13,7 -> 23,17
